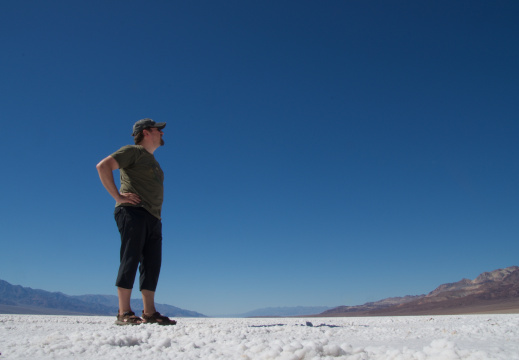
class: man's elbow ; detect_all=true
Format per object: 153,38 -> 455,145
97,156 -> 118,172
96,158 -> 110,172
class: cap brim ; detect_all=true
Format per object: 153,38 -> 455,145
153,122 -> 166,130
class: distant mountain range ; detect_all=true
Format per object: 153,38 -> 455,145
2,266 -> 518,318
0,280 -> 206,317
319,266 -> 519,317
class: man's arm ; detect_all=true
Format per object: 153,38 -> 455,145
96,156 -> 141,205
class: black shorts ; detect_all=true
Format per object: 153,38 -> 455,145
114,206 -> 162,291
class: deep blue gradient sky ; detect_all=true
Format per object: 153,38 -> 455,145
1,1 -> 518,316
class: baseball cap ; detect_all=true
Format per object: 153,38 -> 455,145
132,118 -> 166,136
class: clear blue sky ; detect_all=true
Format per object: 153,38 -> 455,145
1,1 -> 518,317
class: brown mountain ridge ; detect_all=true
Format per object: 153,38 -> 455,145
318,266 -> 519,317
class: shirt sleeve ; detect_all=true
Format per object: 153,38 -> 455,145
110,145 -> 138,169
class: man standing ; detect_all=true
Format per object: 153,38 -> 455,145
96,118 -> 176,325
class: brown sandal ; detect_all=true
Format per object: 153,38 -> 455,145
142,311 -> 177,325
115,311 -> 143,325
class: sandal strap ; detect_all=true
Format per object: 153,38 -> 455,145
117,310 -> 143,324
142,311 -> 177,325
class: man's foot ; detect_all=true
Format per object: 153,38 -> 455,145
142,311 -> 177,325
115,311 -> 143,325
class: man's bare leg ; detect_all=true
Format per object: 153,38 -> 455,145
141,289 -> 176,325
118,287 -> 133,315
142,289 -> 157,316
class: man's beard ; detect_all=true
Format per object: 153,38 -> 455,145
160,138 -> 165,146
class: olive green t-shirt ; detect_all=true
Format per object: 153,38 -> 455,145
111,145 -> 164,219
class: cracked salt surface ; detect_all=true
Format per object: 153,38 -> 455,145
1,314 -> 518,359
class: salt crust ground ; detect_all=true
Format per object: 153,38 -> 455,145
1,314 -> 518,359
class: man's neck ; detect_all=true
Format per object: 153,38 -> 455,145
138,141 -> 158,154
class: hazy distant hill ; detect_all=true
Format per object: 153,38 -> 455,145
320,266 -> 519,317
72,294 -> 207,318
224,306 -> 334,318
0,280 -> 206,317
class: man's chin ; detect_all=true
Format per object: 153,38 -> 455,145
160,139 -> 165,146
